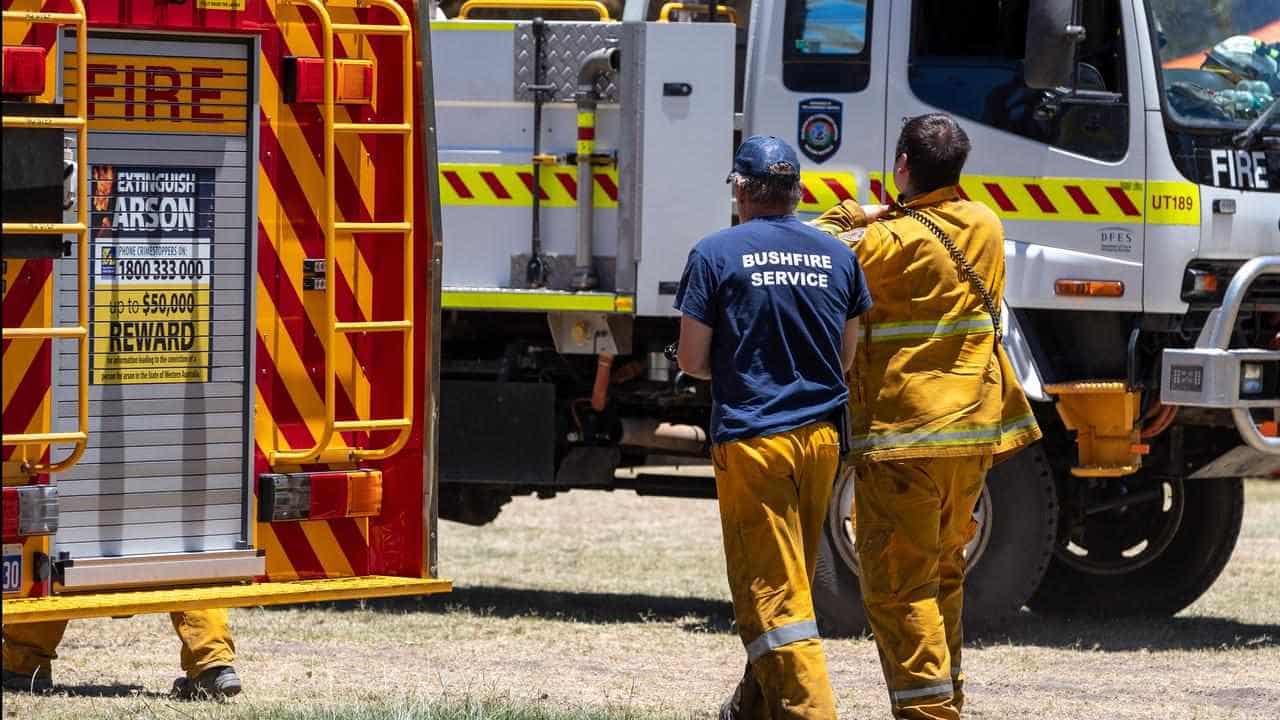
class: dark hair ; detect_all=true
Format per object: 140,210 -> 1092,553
895,113 -> 971,193
731,172 -> 802,209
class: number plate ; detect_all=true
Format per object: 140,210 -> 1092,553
1168,364 -> 1205,394
2,544 -> 21,594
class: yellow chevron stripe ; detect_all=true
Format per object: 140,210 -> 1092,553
254,283 -> 354,459
2,259 -> 54,474
255,276 -> 338,458
2,389 -> 51,482
257,165 -> 365,447
257,523 -> 299,581
2,261 -> 48,408
1,0 -> 40,44
877,173 -> 1163,224
436,168 -> 851,211
798,171 -> 860,213
300,520 -> 354,577
439,163 -> 618,208
1,294 -> 48,410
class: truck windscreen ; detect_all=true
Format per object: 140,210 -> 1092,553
1149,0 -> 1279,130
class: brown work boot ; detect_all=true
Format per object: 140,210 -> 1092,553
171,666 -> 242,701
2,666 -> 53,693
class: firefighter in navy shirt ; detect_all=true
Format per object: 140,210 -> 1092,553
675,136 -> 872,719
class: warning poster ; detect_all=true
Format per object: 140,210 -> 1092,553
90,166 -> 215,385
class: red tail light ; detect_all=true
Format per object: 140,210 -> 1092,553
284,57 -> 373,105
289,57 -> 326,104
259,470 -> 382,522
2,46 -> 47,97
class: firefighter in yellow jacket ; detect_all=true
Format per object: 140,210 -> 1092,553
3,610 -> 241,700
812,114 -> 1041,720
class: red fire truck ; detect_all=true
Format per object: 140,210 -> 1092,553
2,0 -> 448,622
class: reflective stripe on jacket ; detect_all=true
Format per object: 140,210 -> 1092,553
812,187 -> 1042,462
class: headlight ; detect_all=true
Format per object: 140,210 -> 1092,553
1241,362 -> 1265,397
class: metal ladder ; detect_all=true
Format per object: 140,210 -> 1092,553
1,1 -> 90,475
271,0 -> 416,466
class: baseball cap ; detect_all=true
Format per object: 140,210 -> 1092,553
729,135 -> 801,180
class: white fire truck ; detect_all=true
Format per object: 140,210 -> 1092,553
428,0 -> 1280,632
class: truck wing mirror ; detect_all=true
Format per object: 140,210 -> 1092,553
1025,0 -> 1087,90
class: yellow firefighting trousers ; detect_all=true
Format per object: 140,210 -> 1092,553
855,454 -> 992,720
713,421 -> 840,720
2,609 -> 235,679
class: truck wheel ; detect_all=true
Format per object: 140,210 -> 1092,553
1028,477 -> 1243,616
813,445 -> 1058,637
438,485 -> 513,526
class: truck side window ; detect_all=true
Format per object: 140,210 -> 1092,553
783,0 -> 873,93
908,0 -> 1129,162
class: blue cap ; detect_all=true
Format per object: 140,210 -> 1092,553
731,135 -> 801,179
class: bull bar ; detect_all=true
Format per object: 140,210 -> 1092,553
1161,256 -> 1280,455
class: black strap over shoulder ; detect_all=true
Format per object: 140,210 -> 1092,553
901,207 -> 1003,344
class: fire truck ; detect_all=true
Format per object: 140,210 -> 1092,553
426,0 -> 1280,633
2,0 -> 449,622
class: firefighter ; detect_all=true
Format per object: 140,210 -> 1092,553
674,135 -> 872,719
811,113 -> 1041,720
2,610 -> 241,700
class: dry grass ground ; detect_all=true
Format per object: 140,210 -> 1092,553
4,481 -> 1278,720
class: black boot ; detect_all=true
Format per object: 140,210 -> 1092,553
171,665 -> 242,701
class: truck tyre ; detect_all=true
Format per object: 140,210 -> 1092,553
813,444 -> 1058,637
1028,477 -> 1243,616
438,485 -> 513,526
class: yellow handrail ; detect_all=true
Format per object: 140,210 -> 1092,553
1,0 -> 90,475
271,0 -> 415,465
657,2 -> 738,23
458,0 -> 611,21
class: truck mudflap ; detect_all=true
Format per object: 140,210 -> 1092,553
2,575 -> 451,625
1161,256 -> 1280,454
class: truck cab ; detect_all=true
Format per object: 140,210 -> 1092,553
426,0 -> 1277,630
738,0 -> 1279,628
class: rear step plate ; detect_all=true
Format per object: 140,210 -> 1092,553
1,575 -> 451,624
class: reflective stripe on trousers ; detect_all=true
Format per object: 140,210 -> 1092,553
850,413 -> 1038,454
891,681 -> 954,702
745,619 -> 820,661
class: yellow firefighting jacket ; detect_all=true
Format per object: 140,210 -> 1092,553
812,187 -> 1041,463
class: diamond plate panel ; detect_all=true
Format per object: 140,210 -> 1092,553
513,23 -> 622,103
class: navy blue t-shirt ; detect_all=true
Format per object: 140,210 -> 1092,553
675,215 -> 873,444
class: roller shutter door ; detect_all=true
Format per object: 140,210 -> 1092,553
53,34 -> 254,563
